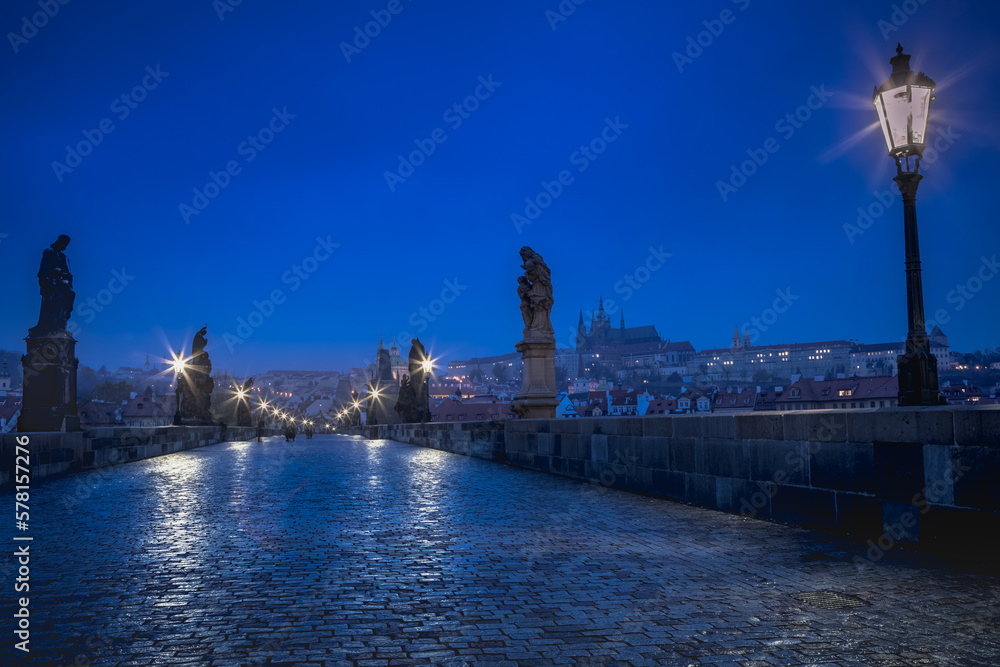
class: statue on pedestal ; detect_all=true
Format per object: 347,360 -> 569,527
511,246 -> 558,419
178,325 -> 216,425
19,235 -> 81,432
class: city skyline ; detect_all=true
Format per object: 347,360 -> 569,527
3,1 -> 1000,376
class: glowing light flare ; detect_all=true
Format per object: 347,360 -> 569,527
170,353 -> 189,375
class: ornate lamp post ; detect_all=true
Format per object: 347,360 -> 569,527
872,44 -> 941,406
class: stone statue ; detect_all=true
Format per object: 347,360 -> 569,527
236,376 -> 254,427
193,326 -> 208,356
178,325 -> 216,425
394,375 -> 418,423
407,338 -> 427,379
518,246 -> 554,337
33,235 -> 75,335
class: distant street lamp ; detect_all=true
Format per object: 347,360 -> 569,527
872,43 -> 941,406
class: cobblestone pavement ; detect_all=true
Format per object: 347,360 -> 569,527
4,435 -> 999,666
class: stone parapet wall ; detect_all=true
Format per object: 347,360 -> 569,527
0,426 -> 259,485
370,408 -> 1000,552
370,421 -> 506,463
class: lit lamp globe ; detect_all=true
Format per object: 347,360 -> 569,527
872,43 -> 936,172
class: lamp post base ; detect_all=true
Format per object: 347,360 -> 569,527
896,340 -> 942,406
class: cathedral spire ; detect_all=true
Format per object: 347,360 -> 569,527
620,309 -> 625,330
378,335 -> 385,350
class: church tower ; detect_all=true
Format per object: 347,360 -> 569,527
576,310 -> 588,349
620,309 -> 625,331
593,295 -> 611,345
743,327 -> 751,348
732,325 -> 742,349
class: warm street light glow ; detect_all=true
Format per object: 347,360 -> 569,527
170,354 -> 188,375
873,43 -> 936,171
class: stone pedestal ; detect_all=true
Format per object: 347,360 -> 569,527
19,331 -> 80,432
511,336 -> 558,419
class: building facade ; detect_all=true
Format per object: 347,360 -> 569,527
690,328 -> 854,382
849,326 -> 953,376
775,376 -> 898,411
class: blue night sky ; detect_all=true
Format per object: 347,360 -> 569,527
2,0 -> 999,376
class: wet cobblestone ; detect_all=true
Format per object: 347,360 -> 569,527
4,435 -> 999,665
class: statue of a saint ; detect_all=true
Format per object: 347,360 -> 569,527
193,326 -> 209,356
517,246 -> 554,337
33,235 -> 75,334
178,325 -> 215,424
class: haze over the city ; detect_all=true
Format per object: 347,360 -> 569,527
3,0 -> 999,375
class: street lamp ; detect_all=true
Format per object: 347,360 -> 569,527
872,43 -> 941,406
171,353 -> 188,425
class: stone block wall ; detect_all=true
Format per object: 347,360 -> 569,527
370,421 -> 506,463
0,425 -> 258,485
370,408 -> 1000,553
